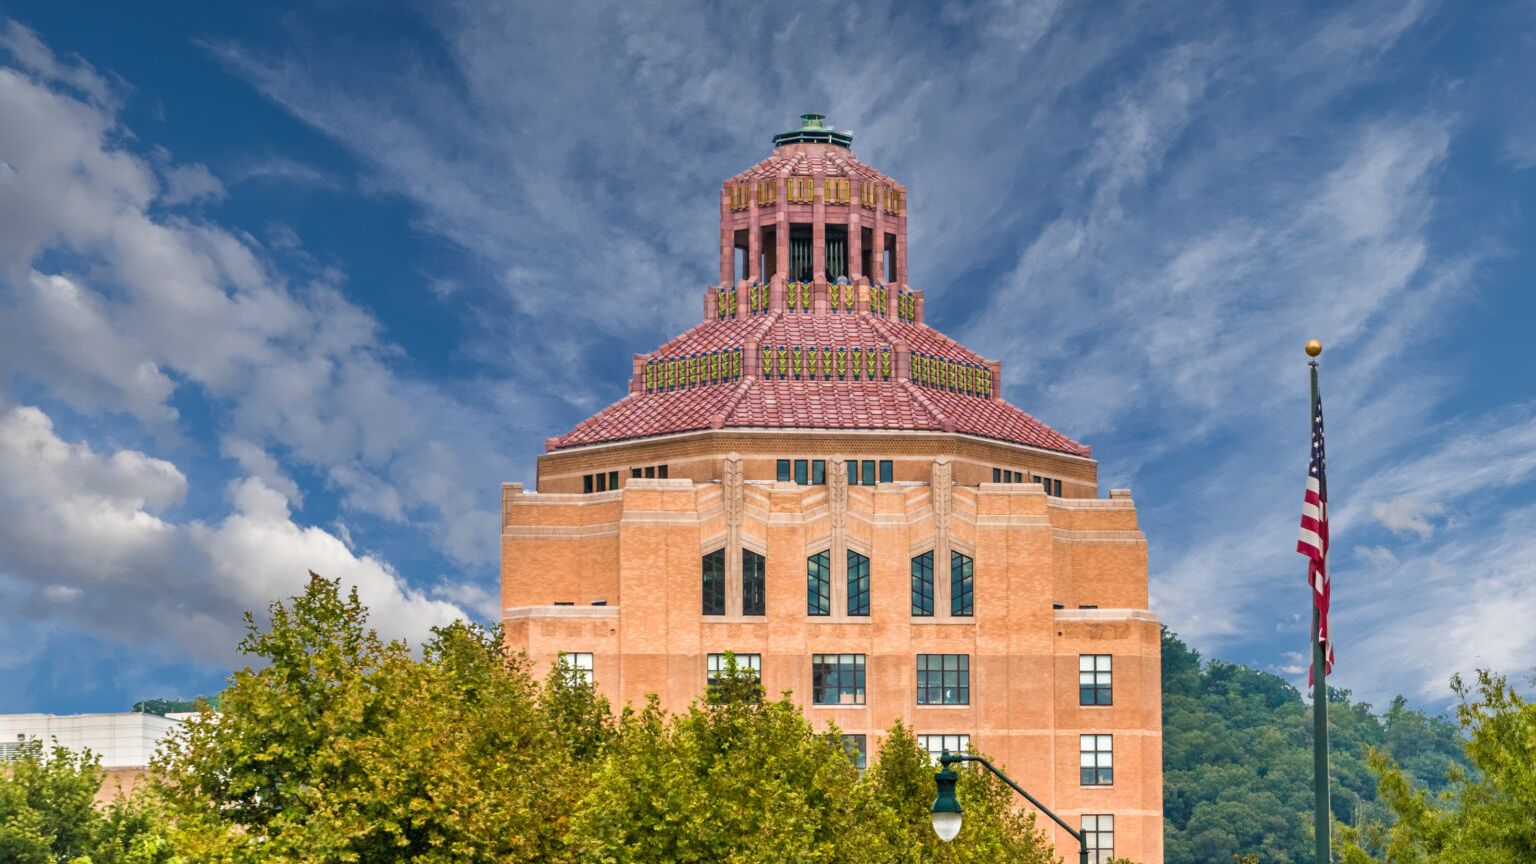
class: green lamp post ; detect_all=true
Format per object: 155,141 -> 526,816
930,752 -> 1090,864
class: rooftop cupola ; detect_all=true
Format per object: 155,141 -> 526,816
771,113 -> 855,149
720,113 -> 908,298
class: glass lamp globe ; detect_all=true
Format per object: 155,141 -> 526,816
931,810 -> 962,842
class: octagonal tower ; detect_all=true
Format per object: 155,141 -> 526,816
501,114 -> 1162,864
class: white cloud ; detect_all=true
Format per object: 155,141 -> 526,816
0,404 -> 464,660
158,161 -> 226,206
1353,545 -> 1400,569
1369,498 -> 1444,540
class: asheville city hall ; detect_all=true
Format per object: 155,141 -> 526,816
501,115 -> 1162,863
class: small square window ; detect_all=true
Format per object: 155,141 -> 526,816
1080,734 -> 1114,786
861,460 -> 876,486
560,651 -> 594,685
777,459 -> 791,482
878,460 -> 893,483
1079,655 -> 1113,705
631,468 -> 642,479
812,459 -> 826,485
706,652 -> 761,686
917,654 -> 970,705
811,654 -> 865,705
917,734 -> 970,764
794,459 -> 809,486
644,466 -> 656,478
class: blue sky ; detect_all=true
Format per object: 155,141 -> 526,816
2,0 -> 1534,714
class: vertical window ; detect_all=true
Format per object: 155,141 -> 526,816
777,459 -> 791,482
917,654 -> 970,705
950,551 -> 974,617
911,551 -> 934,616
706,652 -> 761,686
878,460 -> 893,483
846,459 -> 860,485
846,550 -> 870,616
807,551 -> 831,616
702,549 -> 725,616
811,459 -> 826,485
1080,735 -> 1114,786
608,470 -> 618,490
583,474 -> 594,493
560,652 -> 594,685
861,460 -> 876,486
643,466 -> 655,478
794,459 -> 809,485
992,467 -> 1002,483
1080,655 -> 1112,705
658,464 -> 669,479
742,550 -> 766,616
917,734 -> 970,764
811,654 -> 865,704
841,734 -> 867,771
595,472 -> 607,492
1082,815 -> 1115,864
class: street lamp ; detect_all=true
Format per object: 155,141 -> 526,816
930,752 -> 1090,864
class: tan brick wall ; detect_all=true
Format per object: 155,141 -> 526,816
503,440 -> 1162,863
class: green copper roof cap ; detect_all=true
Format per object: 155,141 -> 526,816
772,113 -> 854,149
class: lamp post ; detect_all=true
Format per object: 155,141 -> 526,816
930,752 -> 1089,864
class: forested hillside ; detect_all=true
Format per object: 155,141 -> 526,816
1161,629 -> 1467,863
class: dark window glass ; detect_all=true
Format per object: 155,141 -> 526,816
917,654 -> 970,705
878,460 -> 893,483
1055,478 -> 1063,496
702,549 -> 726,615
777,459 -> 791,482
911,551 -> 934,616
841,734 -> 867,770
644,466 -> 655,478
631,468 -> 642,479
847,459 -> 860,485
807,551 -> 831,616
595,472 -> 607,492
1083,814 -> 1115,864
951,551 -> 974,616
1080,735 -> 1113,785
658,464 -> 669,479
992,467 -> 1002,483
583,474 -> 594,493
847,550 -> 870,616
811,654 -> 865,704
794,459 -> 809,485
608,471 -> 618,490
1079,655 -> 1112,705
742,549 -> 766,616
861,460 -> 876,486
812,459 -> 826,485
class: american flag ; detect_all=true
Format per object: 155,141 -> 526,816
1297,387 -> 1334,681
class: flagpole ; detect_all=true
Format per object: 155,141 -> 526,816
1307,343 -> 1331,864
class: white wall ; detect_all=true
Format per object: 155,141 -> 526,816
0,712 -> 183,768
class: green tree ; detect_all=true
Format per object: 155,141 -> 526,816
0,741 -> 172,864
152,572 -> 609,863
1340,670 -> 1536,863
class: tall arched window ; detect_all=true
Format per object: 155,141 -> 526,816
807,551 -> 831,616
911,551 -> 934,616
742,549 -> 766,616
950,551 -> 974,617
847,550 -> 871,616
702,549 -> 726,616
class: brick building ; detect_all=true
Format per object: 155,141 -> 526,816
502,114 -> 1162,863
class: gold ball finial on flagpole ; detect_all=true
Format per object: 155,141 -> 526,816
1305,339 -> 1323,357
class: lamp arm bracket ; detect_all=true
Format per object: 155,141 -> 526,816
938,754 -> 1084,844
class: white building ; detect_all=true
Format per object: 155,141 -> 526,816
0,712 -> 186,798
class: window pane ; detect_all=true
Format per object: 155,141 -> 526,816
644,466 -> 655,478
608,471 -> 618,490
847,459 -> 860,485
950,551 -> 974,616
777,459 -> 791,482
841,734 -> 867,770
807,551 -> 831,616
559,652 -> 594,685
702,549 -> 726,615
878,460 -> 893,483
794,459 -> 808,485
812,459 -> 826,485
861,460 -> 876,486
917,654 -> 969,705
812,654 -> 865,704
742,549 -> 766,616
917,734 -> 971,764
658,464 -> 668,479
631,468 -> 642,478
911,551 -> 934,616
595,472 -> 607,492
707,652 -> 761,686
847,550 -> 870,616
992,467 -> 1001,483
583,474 -> 594,493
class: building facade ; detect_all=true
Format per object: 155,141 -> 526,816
502,114 -> 1162,863
1,712 -> 186,803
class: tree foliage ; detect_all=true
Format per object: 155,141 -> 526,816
0,741 -> 173,864
1339,670 -> 1536,863
1161,628 -> 1467,864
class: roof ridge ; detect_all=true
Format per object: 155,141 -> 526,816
899,380 -> 954,433
716,376 -> 756,428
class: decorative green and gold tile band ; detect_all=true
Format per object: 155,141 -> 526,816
643,349 -> 745,393
911,352 -> 991,397
758,345 -> 893,381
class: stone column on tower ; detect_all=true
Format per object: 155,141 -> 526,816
719,185 -> 733,285
848,174 -> 864,283
812,168 -> 826,283
748,182 -> 762,282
